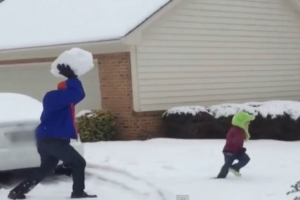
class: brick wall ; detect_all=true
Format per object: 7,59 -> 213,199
95,52 -> 164,140
0,52 -> 164,140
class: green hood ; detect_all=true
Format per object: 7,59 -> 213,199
232,111 -> 255,140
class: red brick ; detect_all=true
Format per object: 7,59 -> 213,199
95,52 -> 164,140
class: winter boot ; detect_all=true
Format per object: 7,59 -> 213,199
54,164 -> 72,177
71,191 -> 97,198
229,168 -> 241,177
8,191 -> 26,200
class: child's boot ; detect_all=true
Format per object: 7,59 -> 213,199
229,168 -> 241,177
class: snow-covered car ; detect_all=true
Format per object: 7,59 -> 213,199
0,93 -> 83,171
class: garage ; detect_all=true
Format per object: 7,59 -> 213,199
0,61 -> 101,114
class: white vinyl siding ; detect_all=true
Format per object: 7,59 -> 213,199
135,0 -> 300,111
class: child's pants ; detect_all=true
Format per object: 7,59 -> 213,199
217,152 -> 250,178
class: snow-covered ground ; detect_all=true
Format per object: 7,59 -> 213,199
0,139 -> 298,200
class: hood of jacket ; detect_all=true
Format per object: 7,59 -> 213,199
231,111 -> 255,140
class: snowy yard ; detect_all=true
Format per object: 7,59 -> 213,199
0,139 -> 298,200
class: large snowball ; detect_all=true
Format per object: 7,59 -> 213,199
51,48 -> 94,78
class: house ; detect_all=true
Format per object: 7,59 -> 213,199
0,0 -> 300,140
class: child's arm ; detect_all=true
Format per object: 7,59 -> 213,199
244,122 -> 251,141
245,131 -> 250,141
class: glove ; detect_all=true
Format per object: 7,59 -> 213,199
57,64 -> 77,79
239,147 -> 246,155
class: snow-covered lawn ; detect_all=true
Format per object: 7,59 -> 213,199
0,139 -> 298,200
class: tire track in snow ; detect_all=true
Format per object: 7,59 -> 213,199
86,163 -> 167,200
0,164 -> 168,200
85,171 -> 145,195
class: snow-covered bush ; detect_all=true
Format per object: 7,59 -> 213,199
162,101 -> 300,141
76,110 -> 116,142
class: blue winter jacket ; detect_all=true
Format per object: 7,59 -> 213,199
35,77 -> 85,140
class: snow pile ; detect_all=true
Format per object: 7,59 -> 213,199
51,48 -> 94,78
0,0 -> 170,50
164,101 -> 300,120
76,110 -> 92,117
165,106 -> 207,116
0,93 -> 42,123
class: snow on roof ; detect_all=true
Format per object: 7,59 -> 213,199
163,101 -> 300,120
0,93 -> 42,124
0,0 -> 170,50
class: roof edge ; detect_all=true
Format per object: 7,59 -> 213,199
286,0 -> 300,16
0,39 -> 129,61
121,0 -> 183,44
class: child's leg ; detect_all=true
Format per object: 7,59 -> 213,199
217,153 -> 235,178
231,153 -> 250,172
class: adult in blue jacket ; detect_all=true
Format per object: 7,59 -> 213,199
8,64 -> 97,199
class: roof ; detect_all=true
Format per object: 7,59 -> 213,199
0,0 -> 171,51
0,93 -> 42,124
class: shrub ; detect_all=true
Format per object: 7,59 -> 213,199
76,110 -> 116,142
163,112 -> 300,141
162,102 -> 300,141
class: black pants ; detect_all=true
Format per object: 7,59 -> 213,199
11,138 -> 86,194
217,152 -> 250,178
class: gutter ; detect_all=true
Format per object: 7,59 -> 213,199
0,39 -> 121,53
0,39 -> 128,61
